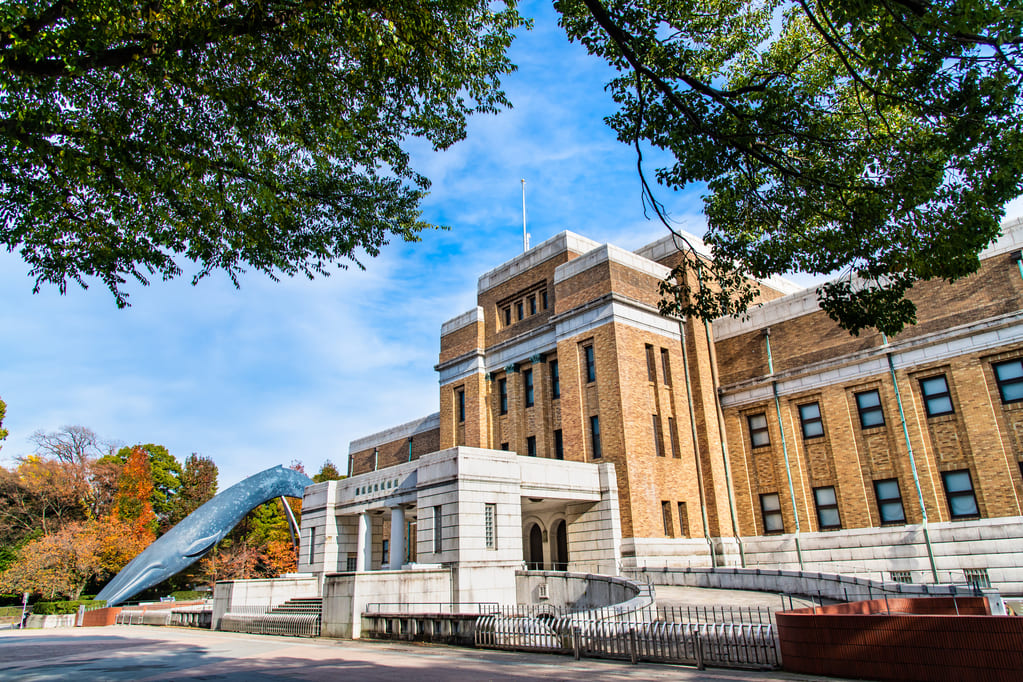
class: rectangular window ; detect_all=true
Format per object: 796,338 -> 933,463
526,435 -> 537,457
516,301 -> 524,320
920,375 -> 954,417
554,429 -> 564,459
668,417 -> 680,458
994,359 -> 1023,403
500,442 -> 509,451
813,486 -> 841,529
584,345 -> 596,383
433,505 -> 443,553
760,493 -> 784,534
381,539 -> 389,566
457,388 -> 465,423
590,415 -> 602,459
484,503 -> 496,549
646,344 -> 657,382
503,306 -> 511,326
661,348 -> 672,386
528,295 -> 537,315
498,378 -> 508,415
890,570 -> 913,584
874,479 -> 906,524
677,502 -> 690,538
798,402 -> 824,439
346,556 -> 357,572
524,369 -> 534,407
942,469 -> 979,519
541,289 -> 548,310
308,526 -> 316,564
550,360 -> 560,399
748,413 -> 770,448
661,501 -> 674,537
652,414 -> 664,457
855,389 -> 886,428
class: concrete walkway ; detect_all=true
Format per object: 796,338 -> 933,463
653,586 -> 817,610
0,626 -> 847,681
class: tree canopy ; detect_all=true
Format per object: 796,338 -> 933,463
0,0 -> 523,305
556,0 -> 1023,334
0,397 -> 7,446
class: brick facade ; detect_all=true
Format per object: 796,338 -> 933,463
350,219 -> 1023,578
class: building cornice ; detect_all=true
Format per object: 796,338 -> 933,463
719,309 -> 1023,407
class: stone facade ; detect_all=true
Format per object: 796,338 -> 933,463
340,218 -> 1023,593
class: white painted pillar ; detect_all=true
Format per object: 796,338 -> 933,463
389,506 -> 405,570
357,511 -> 372,571
321,482 -> 340,576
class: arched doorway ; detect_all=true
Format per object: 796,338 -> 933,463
553,520 -> 568,571
527,523 -> 544,570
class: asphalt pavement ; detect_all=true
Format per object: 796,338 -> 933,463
0,626 -> 847,682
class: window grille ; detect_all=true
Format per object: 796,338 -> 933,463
433,505 -> 443,553
964,568 -> 991,589
484,503 -> 496,549
890,570 -> 913,584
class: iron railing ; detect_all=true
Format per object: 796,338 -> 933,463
474,607 -> 780,670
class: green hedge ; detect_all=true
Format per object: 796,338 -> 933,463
0,606 -> 25,617
32,599 -> 106,615
169,590 -> 207,601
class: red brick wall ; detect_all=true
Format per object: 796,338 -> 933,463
80,607 -> 121,627
777,597 -> 1023,682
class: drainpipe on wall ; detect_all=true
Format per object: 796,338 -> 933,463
373,447 -> 379,472
408,436 -> 414,463
678,320 -> 716,567
704,321 -> 746,568
882,332 -> 940,583
763,327 -> 804,570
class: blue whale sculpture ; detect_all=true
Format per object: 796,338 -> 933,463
97,465 -> 313,606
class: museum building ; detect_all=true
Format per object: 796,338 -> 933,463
300,216 -> 1023,595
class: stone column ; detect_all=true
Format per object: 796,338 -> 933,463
357,511 -> 372,571
389,506 -> 405,570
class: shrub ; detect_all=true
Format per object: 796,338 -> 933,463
32,599 -> 106,615
169,590 -> 206,601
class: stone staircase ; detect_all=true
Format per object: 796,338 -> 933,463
219,597 -> 322,637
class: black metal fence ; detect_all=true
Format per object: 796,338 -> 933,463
473,605 -> 780,669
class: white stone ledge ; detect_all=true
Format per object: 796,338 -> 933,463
554,243 -> 671,285
348,413 -> 440,454
477,231 -> 600,294
441,307 -> 483,337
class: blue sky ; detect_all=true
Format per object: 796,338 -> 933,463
1,1 -> 1021,487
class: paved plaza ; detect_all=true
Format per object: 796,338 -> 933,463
0,626 -> 845,681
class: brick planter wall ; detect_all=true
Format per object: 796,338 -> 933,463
81,607 -> 121,627
777,597 -> 1023,681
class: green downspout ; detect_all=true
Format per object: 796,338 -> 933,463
703,322 -> 746,568
679,320 -> 716,566
763,328 -> 803,569
882,332 -> 939,583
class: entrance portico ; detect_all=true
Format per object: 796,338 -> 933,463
300,447 -> 621,603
